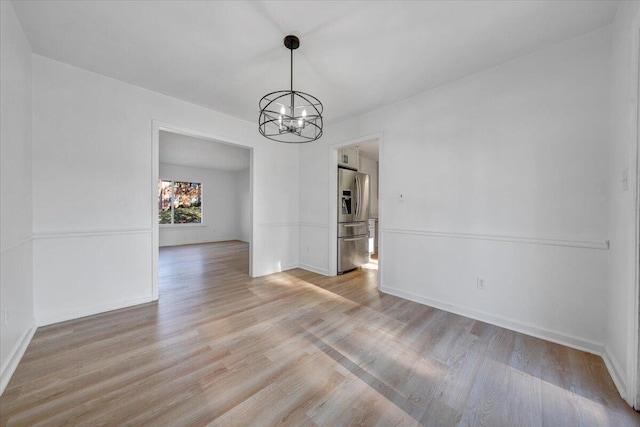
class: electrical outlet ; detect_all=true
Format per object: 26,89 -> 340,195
477,277 -> 486,290
3,307 -> 9,325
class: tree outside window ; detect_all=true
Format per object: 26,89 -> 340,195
158,180 -> 202,224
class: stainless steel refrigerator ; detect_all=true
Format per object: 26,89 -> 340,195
338,168 -> 370,274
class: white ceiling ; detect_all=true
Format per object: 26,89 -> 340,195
13,1 -> 619,124
159,131 -> 250,171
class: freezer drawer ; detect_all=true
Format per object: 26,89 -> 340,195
338,235 -> 369,274
338,221 -> 368,238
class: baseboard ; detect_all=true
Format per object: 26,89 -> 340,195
254,262 -> 299,278
36,295 -> 154,327
0,319 -> 36,395
159,236 -> 239,247
379,285 -> 604,356
298,263 -> 330,276
603,346 -> 628,402
281,263 -> 298,272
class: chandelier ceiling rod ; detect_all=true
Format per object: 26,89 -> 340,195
290,44 -> 294,112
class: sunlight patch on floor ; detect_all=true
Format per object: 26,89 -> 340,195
362,253 -> 378,270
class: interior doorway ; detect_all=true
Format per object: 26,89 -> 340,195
329,134 -> 383,287
151,122 -> 254,299
622,23 -> 640,412
635,25 -> 640,411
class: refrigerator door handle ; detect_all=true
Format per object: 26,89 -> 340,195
358,175 -> 362,217
355,175 -> 360,218
343,224 -> 359,227
343,237 -> 367,242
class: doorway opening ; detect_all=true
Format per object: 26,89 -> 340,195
622,21 -> 640,412
329,134 -> 383,287
635,24 -> 640,411
151,123 -> 253,299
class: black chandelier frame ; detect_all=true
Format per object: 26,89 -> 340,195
258,35 -> 324,143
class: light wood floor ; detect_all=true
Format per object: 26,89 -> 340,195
1,241 -> 639,426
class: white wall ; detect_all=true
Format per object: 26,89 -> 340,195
32,55 -> 299,326
359,156 -> 379,218
300,27 -> 612,353
159,163 -> 249,246
0,1 -> 36,394
605,1 -> 640,404
235,168 -> 251,242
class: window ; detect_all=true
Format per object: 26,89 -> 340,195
158,180 -> 202,224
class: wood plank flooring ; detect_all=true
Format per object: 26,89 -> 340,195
1,241 -> 638,426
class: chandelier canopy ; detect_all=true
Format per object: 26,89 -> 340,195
258,35 -> 323,143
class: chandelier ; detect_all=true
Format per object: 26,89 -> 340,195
258,35 -> 323,143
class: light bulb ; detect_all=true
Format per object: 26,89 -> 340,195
302,109 -> 307,118
280,106 -> 286,116
298,119 -> 303,128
